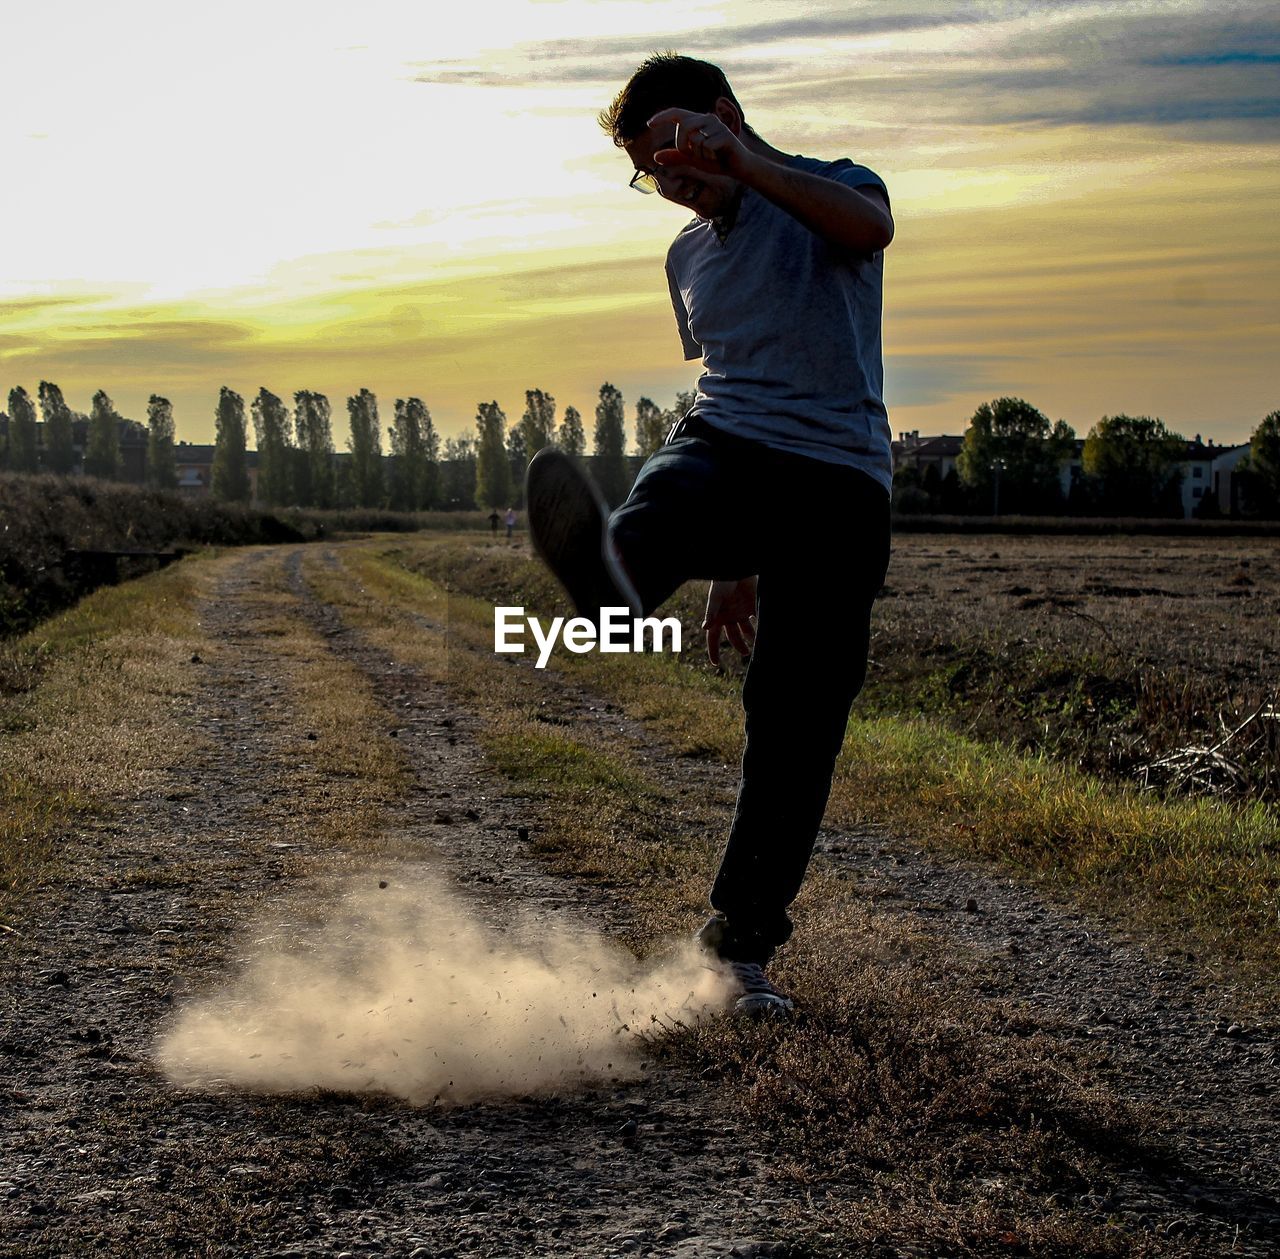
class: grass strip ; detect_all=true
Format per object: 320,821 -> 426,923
204,551 -> 413,861
0,555 -> 212,917
831,718 -> 1279,964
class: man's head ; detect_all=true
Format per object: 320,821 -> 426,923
601,53 -> 755,219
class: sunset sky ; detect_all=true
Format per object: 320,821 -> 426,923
2,0 -> 1276,449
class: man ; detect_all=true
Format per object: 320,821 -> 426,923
527,54 -> 893,1015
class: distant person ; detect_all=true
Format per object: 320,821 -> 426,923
527,53 -> 893,1016
505,507 -> 517,540
489,509 -> 500,536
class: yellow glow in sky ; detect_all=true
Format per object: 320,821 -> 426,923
2,0 -> 1277,447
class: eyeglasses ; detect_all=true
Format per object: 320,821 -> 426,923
629,168 -> 661,195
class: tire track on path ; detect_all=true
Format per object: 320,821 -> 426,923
280,546 -> 809,1258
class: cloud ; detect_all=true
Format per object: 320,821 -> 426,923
0,250 -> 688,440
408,5 -> 969,86
1150,51 -> 1280,66
0,252 -> 657,382
1,316 -> 256,376
884,353 -> 1003,409
408,2 -> 1280,142
0,292 -> 114,319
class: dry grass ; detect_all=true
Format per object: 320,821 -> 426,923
370,531 -> 1280,798
668,869 -> 1165,1257
203,555 -> 412,859
826,719 -> 1280,967
0,546 -> 420,922
2,535 -> 1247,1253
867,533 -> 1280,799
309,537 -> 1188,1257
0,472 -> 325,637
0,556 -> 213,915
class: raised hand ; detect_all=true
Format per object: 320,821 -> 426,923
647,108 -> 749,178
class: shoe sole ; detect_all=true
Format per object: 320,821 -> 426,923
525,449 -> 641,622
734,992 -> 794,1018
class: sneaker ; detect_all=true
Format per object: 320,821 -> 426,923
525,448 -> 642,626
695,919 -> 793,1016
723,960 -> 794,1017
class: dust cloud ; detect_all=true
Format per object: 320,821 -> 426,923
156,873 -> 728,1104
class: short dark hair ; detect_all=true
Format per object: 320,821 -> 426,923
599,52 -> 752,146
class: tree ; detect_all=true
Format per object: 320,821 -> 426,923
389,399 -> 418,511
1082,414 -> 1185,516
519,388 -> 556,460
251,388 -> 293,506
39,381 -> 75,474
505,423 -> 528,508
346,388 -> 384,508
634,395 -> 666,459
294,390 -> 335,508
593,381 -> 628,505
334,458 -> 356,510
419,400 -> 440,509
212,386 -> 251,502
957,396 -> 1074,514
891,463 -> 931,515
558,405 -> 585,457
661,388 -> 697,435
442,434 -> 477,509
390,396 -> 436,511
146,395 -> 178,489
1246,410 -> 1280,515
475,400 -> 512,509
85,390 -> 121,480
6,387 -> 38,473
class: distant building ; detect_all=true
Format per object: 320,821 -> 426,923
894,429 -> 1253,518
893,431 -> 964,479
1178,436 -> 1250,517
173,442 -> 260,499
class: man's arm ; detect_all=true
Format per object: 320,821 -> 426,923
737,157 -> 893,254
647,106 -> 893,255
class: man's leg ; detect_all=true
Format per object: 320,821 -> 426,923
706,465 -> 890,963
528,423 -> 759,629
607,425 -> 761,614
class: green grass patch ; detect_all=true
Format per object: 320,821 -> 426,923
484,724 -> 648,794
832,717 -> 1279,961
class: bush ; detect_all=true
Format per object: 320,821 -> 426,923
0,475 -> 311,634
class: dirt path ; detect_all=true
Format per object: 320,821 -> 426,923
2,544 -> 1278,1257
1,550 -> 807,1258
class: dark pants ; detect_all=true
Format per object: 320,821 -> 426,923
608,416 -> 891,963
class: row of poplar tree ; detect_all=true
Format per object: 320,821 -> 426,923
2,381 -> 696,512
1,383 -> 148,482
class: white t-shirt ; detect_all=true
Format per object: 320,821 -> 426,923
665,155 -> 892,493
